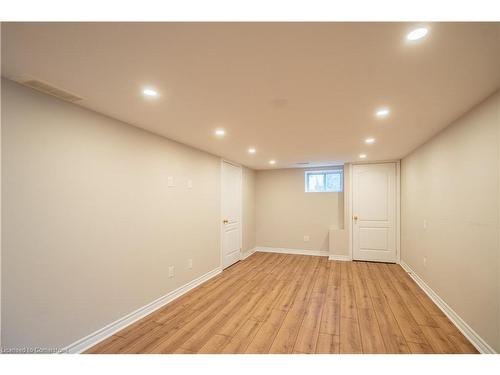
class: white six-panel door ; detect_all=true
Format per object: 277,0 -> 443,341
221,161 -> 242,269
352,163 -> 397,263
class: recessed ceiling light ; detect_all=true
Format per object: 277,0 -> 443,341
375,108 -> 390,118
142,88 -> 158,97
407,27 -> 428,41
359,154 -> 367,159
269,160 -> 276,165
365,138 -> 375,144
215,128 -> 225,136
248,148 -> 256,154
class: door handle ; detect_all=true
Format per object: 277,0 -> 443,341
223,219 -> 229,224
353,215 -> 358,221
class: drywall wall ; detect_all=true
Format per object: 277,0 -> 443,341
498,93 -> 500,353
0,27 -> 3,347
255,167 -> 343,253
401,90 -> 500,352
329,163 -> 351,258
242,167 -> 256,255
1,79 -> 225,350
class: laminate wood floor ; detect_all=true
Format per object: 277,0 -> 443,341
85,252 -> 478,354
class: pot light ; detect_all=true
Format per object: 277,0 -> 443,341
142,88 -> 158,97
248,148 -> 256,154
375,108 -> 390,118
365,138 -> 375,144
407,27 -> 428,41
215,129 -> 226,136
359,154 -> 367,159
269,160 -> 276,165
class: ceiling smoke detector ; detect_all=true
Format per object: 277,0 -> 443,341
271,98 -> 289,108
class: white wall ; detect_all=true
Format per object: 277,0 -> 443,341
0,26 -> 3,347
329,163 -> 351,258
1,79 -> 234,349
255,167 -> 344,253
401,90 -> 500,352
242,167 -> 256,254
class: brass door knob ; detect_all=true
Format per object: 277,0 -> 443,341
353,215 -> 358,221
223,219 -> 229,224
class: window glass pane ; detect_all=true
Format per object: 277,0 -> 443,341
326,172 -> 341,192
305,170 -> 343,193
308,173 -> 325,192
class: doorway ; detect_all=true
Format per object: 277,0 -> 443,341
221,160 -> 242,269
352,163 -> 398,262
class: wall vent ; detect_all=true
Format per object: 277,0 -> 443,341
16,78 -> 83,102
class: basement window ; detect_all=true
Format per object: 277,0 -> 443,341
305,169 -> 343,193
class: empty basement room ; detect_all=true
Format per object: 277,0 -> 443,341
1,7 -> 500,373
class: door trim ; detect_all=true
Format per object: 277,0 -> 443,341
220,159 -> 243,269
348,161 -> 400,263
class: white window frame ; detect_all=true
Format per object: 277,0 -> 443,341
305,169 -> 343,193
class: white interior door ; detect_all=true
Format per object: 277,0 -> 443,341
352,163 -> 397,263
221,161 -> 242,269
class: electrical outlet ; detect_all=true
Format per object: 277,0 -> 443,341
168,266 -> 174,278
167,176 -> 175,187
423,257 -> 427,267
188,258 -> 193,269
303,235 -> 310,242
423,219 -> 428,229
187,179 -> 193,189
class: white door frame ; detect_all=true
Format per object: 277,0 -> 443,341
220,159 -> 243,269
348,160 -> 401,263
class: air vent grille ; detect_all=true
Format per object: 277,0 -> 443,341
17,79 -> 82,102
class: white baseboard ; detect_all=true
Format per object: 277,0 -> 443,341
328,254 -> 352,261
241,248 -> 257,260
62,267 -> 222,354
400,261 -> 496,354
256,247 -> 329,257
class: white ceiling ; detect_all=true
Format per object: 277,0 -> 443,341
2,22 -> 499,169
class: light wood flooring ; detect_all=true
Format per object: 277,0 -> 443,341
86,252 -> 478,354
